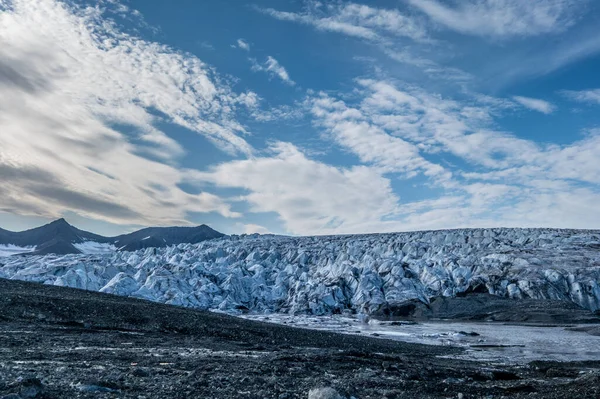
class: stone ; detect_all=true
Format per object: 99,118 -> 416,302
308,387 -> 344,399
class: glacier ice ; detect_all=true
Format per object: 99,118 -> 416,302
0,228 -> 599,314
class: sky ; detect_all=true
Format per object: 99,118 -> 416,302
1,0 -> 600,236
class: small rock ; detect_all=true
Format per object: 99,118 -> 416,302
76,382 -> 120,393
19,378 -> 44,398
443,377 -> 464,384
491,371 -> 520,381
132,368 -> 150,377
308,387 -> 344,399
458,393 -> 464,399
78,385 -> 115,393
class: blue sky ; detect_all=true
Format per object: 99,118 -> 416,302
1,0 -> 600,236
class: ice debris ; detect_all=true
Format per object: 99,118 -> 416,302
308,387 -> 344,399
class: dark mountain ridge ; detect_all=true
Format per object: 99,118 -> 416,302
112,224 -> 225,252
0,218 -> 224,255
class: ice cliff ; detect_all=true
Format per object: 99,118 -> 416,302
1,228 -> 599,314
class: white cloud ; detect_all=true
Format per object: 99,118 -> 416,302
344,79 -> 538,170
259,3 -> 427,42
562,88 -> 600,104
236,38 -> 250,51
500,187 -> 600,228
261,7 -> 376,40
190,142 -> 400,235
185,115 -> 600,234
0,0 -> 252,225
354,80 -> 600,185
250,103 -> 304,122
544,132 -> 600,184
257,3 -> 478,81
408,0 -> 583,38
325,3 -> 428,42
251,56 -> 295,86
513,96 -> 556,114
241,224 -> 271,235
304,79 -> 600,231
199,41 -> 214,50
310,93 -> 449,180
258,0 -> 597,89
482,30 -> 600,87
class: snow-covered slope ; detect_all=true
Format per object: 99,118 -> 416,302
73,241 -> 118,255
1,228 -> 599,314
0,244 -> 35,257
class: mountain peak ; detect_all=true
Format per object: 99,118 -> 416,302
49,218 -> 71,227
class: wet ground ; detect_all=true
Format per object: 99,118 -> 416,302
1,278 -> 599,399
242,314 -> 600,364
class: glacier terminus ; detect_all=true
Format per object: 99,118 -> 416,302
1,228 -> 599,315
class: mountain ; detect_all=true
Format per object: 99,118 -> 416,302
0,218 -> 224,256
112,225 -> 224,252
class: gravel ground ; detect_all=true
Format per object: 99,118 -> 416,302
0,278 -> 599,399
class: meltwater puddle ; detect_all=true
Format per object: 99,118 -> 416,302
241,314 -> 600,364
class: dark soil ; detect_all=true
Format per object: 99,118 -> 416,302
0,278 -> 599,399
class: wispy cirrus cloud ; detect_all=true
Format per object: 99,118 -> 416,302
401,0 -> 599,88
310,92 -> 449,180
256,2 -> 473,81
258,2 -> 428,42
562,88 -> 600,104
477,29 -> 600,88
251,56 -> 295,86
257,0 -> 599,90
260,7 -> 376,40
259,1 -> 583,45
342,79 -> 537,170
408,0 -> 584,38
236,38 -> 250,51
0,0 -> 254,225
513,96 -> 556,114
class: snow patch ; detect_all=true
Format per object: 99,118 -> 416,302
0,244 -> 35,257
73,241 -> 117,255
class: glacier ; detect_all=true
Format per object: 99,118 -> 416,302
1,228 -> 599,315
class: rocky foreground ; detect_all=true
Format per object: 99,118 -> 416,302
1,278 -> 599,399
